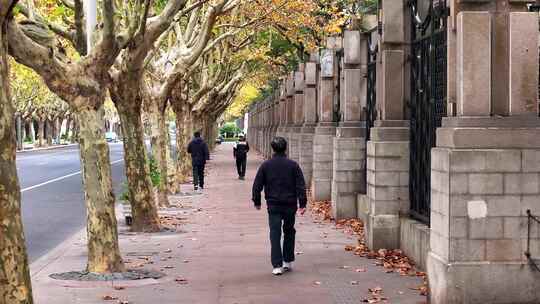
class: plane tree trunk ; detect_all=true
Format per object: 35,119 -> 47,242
110,85 -> 161,231
172,100 -> 193,185
0,4 -> 34,302
146,97 -> 170,207
76,104 -> 126,272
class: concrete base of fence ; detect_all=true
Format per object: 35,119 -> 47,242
299,124 -> 316,186
311,124 -> 336,202
289,126 -> 302,163
365,121 -> 410,251
428,119 -> 540,304
331,126 -> 366,220
400,217 -> 430,271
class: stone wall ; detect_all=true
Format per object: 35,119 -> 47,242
331,137 -> 365,219
428,146 -> 540,303
312,126 -> 335,201
366,137 -> 409,250
299,126 -> 315,186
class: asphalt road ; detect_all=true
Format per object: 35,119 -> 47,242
17,143 -> 126,262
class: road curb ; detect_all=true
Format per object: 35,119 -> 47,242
17,143 -> 79,154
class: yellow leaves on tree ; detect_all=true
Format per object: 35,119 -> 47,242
224,84 -> 259,119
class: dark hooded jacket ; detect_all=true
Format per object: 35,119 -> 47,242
187,137 -> 209,166
252,153 -> 307,209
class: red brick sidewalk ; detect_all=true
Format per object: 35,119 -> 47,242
31,143 -> 426,304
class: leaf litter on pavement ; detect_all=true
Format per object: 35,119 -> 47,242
308,200 -> 428,299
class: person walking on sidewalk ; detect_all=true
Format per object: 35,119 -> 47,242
187,131 -> 209,191
252,136 -> 307,276
233,134 -> 250,180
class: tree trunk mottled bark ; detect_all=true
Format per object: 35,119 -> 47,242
173,102 -> 193,185
29,119 -> 35,143
114,100 -> 161,231
76,106 -> 125,273
148,101 -> 170,207
45,119 -> 53,146
72,119 -> 79,143
0,7 -> 35,302
37,119 -> 44,147
165,124 -> 177,193
21,120 -> 27,143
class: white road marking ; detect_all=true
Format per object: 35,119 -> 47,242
21,159 -> 124,193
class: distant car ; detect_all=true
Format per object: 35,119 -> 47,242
105,132 -> 119,142
215,136 -> 223,144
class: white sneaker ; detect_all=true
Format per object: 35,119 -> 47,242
272,267 -> 283,275
283,262 -> 293,271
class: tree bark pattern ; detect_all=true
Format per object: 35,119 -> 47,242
0,5 -> 34,302
148,101 -> 170,207
173,102 -> 193,185
114,100 -> 161,231
77,106 -> 125,273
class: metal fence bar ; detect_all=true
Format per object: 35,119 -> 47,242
525,209 -> 540,271
407,0 -> 448,225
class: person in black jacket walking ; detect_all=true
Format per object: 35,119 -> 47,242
233,134 -> 250,180
252,137 -> 307,276
187,131 -> 209,191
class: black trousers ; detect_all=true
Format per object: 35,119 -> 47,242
268,206 -> 297,268
192,164 -> 205,188
236,157 -> 247,177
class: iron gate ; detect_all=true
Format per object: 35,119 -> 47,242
408,0 -> 448,224
364,27 -> 378,190
366,28 -> 378,142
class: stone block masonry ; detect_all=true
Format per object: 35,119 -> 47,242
428,147 -> 540,303
312,126 -> 336,201
299,126 -> 315,186
331,136 -> 366,219
365,138 -> 409,250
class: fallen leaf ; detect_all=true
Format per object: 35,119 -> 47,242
368,286 -> 383,294
113,286 -> 125,290
355,268 -> 367,272
350,280 -> 359,285
313,281 -> 322,286
102,295 -> 118,300
175,277 -> 188,285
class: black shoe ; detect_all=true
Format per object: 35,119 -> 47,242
194,186 -> 198,191
240,176 -> 245,180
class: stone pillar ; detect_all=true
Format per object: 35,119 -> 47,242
276,84 -> 287,140
312,43 -> 339,201
300,59 -> 318,187
267,100 -> 272,158
428,8 -> 540,304
247,112 -> 253,145
257,103 -> 263,153
365,0 -> 409,250
285,73 -> 296,159
271,92 -> 279,155
262,100 -> 269,158
331,30 -> 368,219
290,68 -> 305,163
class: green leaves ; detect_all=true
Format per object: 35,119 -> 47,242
148,156 -> 162,188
